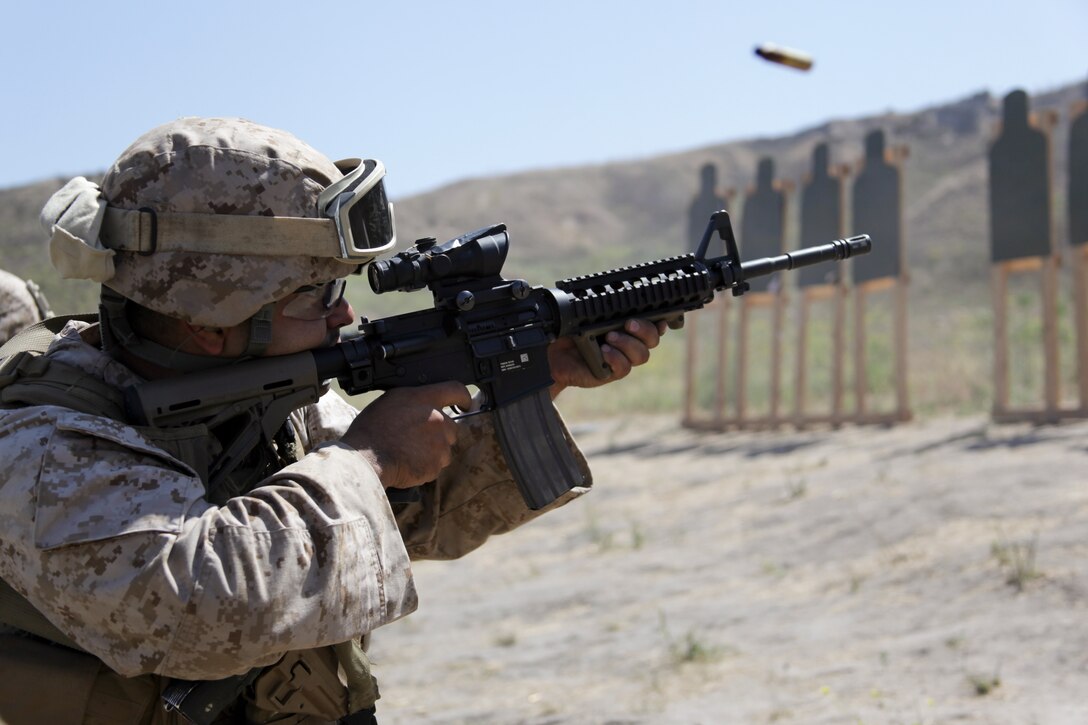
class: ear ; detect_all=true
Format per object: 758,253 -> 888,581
181,322 -> 227,356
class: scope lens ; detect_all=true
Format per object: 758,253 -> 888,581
368,261 -> 386,292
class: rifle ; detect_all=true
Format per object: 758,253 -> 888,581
127,211 -> 871,511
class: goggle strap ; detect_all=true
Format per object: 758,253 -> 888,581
99,206 -> 358,260
326,193 -> 354,258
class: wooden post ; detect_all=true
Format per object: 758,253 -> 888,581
793,285 -> 846,426
853,277 -> 909,425
1042,255 -> 1061,414
832,284 -> 846,424
683,316 -> 698,425
713,296 -> 731,428
992,264 -> 1010,415
733,292 -> 786,429
991,256 -> 1063,424
894,275 -> 911,422
734,296 -> 750,422
854,284 -> 868,420
793,291 -> 811,422
682,296 -> 736,432
770,292 -> 785,423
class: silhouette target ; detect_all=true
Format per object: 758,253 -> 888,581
688,163 -> 728,254
989,90 -> 1051,261
852,130 -> 902,283
740,157 -> 786,293
799,143 -> 843,287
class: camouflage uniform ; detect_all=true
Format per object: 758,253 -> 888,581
0,268 -> 51,344
0,320 -> 588,717
0,118 -> 591,723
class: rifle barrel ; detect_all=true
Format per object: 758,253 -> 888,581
739,235 -> 871,282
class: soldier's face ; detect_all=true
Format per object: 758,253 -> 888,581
219,292 -> 356,357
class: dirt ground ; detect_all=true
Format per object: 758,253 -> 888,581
371,413 -> 1088,725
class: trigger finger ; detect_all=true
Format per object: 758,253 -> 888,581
444,416 -> 459,446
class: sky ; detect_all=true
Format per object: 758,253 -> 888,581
1,1 -> 1085,199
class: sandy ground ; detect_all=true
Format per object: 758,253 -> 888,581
370,414 -> 1088,725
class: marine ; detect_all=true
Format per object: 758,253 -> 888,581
0,117 -> 664,723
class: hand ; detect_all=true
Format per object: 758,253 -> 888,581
341,381 -> 472,489
547,318 -> 667,397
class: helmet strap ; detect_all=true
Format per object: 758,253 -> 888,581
241,303 -> 275,358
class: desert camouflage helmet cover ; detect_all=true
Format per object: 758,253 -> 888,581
99,117 -> 360,327
0,269 -> 50,344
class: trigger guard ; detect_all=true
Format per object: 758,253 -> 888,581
449,390 -> 489,419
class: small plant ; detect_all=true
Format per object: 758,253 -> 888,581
657,611 -> 726,666
990,532 -> 1041,591
670,631 -> 724,664
783,478 -> 807,502
967,671 -> 1001,696
493,632 -> 517,648
762,560 -> 787,578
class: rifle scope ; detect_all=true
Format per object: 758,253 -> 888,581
369,225 -> 510,294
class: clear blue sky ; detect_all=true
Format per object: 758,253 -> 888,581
2,1 -> 1084,198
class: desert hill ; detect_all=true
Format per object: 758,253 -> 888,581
4,81 -> 1083,314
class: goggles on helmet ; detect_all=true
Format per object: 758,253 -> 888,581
318,159 -> 398,261
96,157 -> 396,265
281,278 -> 348,320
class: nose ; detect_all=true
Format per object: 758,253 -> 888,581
327,297 -> 356,329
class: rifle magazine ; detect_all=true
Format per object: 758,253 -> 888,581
492,389 -> 587,510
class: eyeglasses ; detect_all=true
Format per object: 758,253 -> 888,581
281,279 -> 348,320
318,158 -> 398,261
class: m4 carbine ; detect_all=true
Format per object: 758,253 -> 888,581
127,211 -> 871,511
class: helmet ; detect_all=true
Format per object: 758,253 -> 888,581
41,117 -> 395,366
0,269 -> 51,344
98,117 -> 369,328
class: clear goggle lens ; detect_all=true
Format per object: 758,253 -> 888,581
281,279 -> 348,320
317,158 -> 398,261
